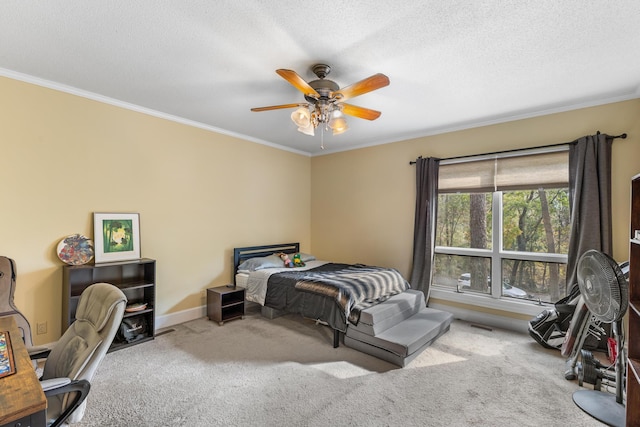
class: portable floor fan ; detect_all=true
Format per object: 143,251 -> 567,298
572,249 -> 628,427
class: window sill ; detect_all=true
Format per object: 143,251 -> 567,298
429,287 -> 551,318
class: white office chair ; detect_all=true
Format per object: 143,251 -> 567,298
39,282 -> 127,426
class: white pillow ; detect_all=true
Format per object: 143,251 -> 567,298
237,254 -> 283,272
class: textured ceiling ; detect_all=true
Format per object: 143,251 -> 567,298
1,1 -> 639,155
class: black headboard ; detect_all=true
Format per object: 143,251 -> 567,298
232,242 -> 299,283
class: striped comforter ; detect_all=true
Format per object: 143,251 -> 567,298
293,263 -> 410,325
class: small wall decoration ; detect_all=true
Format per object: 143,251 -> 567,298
93,212 -> 141,263
56,233 -> 94,265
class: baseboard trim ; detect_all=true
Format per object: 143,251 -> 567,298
427,301 -> 530,334
155,305 -> 206,331
153,302 -> 531,335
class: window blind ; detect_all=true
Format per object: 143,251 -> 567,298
438,149 -> 569,193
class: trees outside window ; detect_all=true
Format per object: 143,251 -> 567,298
432,149 -> 570,304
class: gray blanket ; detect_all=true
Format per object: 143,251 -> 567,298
291,263 -> 410,325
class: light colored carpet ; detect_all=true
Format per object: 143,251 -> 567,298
76,303 -> 605,426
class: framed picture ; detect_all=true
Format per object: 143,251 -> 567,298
93,213 -> 141,263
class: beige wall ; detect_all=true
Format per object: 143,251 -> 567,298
3,73 -> 638,344
0,76 -> 311,344
311,99 -> 640,317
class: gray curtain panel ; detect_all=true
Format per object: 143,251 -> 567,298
566,133 -> 613,292
410,157 -> 439,301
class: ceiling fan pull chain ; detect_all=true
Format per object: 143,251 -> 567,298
321,126 -> 325,150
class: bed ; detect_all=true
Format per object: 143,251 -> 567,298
233,243 -> 410,347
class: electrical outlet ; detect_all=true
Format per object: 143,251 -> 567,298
36,321 -> 47,335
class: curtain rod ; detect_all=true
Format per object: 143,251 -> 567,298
409,132 -> 627,165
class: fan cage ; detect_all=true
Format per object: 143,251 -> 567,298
576,250 -> 629,323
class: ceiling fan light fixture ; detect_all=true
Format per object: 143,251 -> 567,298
291,106 -> 311,128
297,122 -> 315,136
329,110 -> 348,135
331,122 -> 348,135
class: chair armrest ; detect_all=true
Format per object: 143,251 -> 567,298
41,378 -> 91,427
40,377 -> 71,392
28,346 -> 51,360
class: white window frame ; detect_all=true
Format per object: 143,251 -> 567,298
431,146 -> 569,317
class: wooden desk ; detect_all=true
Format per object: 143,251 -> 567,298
0,317 -> 46,427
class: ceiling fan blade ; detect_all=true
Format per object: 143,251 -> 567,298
333,73 -> 389,101
251,103 -> 306,112
341,104 -> 382,121
276,69 -> 320,98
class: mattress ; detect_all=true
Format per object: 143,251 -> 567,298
235,272 -> 249,289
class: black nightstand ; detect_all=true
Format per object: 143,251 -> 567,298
207,286 -> 245,325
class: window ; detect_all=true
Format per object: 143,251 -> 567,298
432,148 -> 570,305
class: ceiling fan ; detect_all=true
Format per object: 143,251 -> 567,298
251,64 -> 390,140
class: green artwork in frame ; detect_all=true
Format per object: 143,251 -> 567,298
93,213 -> 141,263
102,219 -> 134,253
